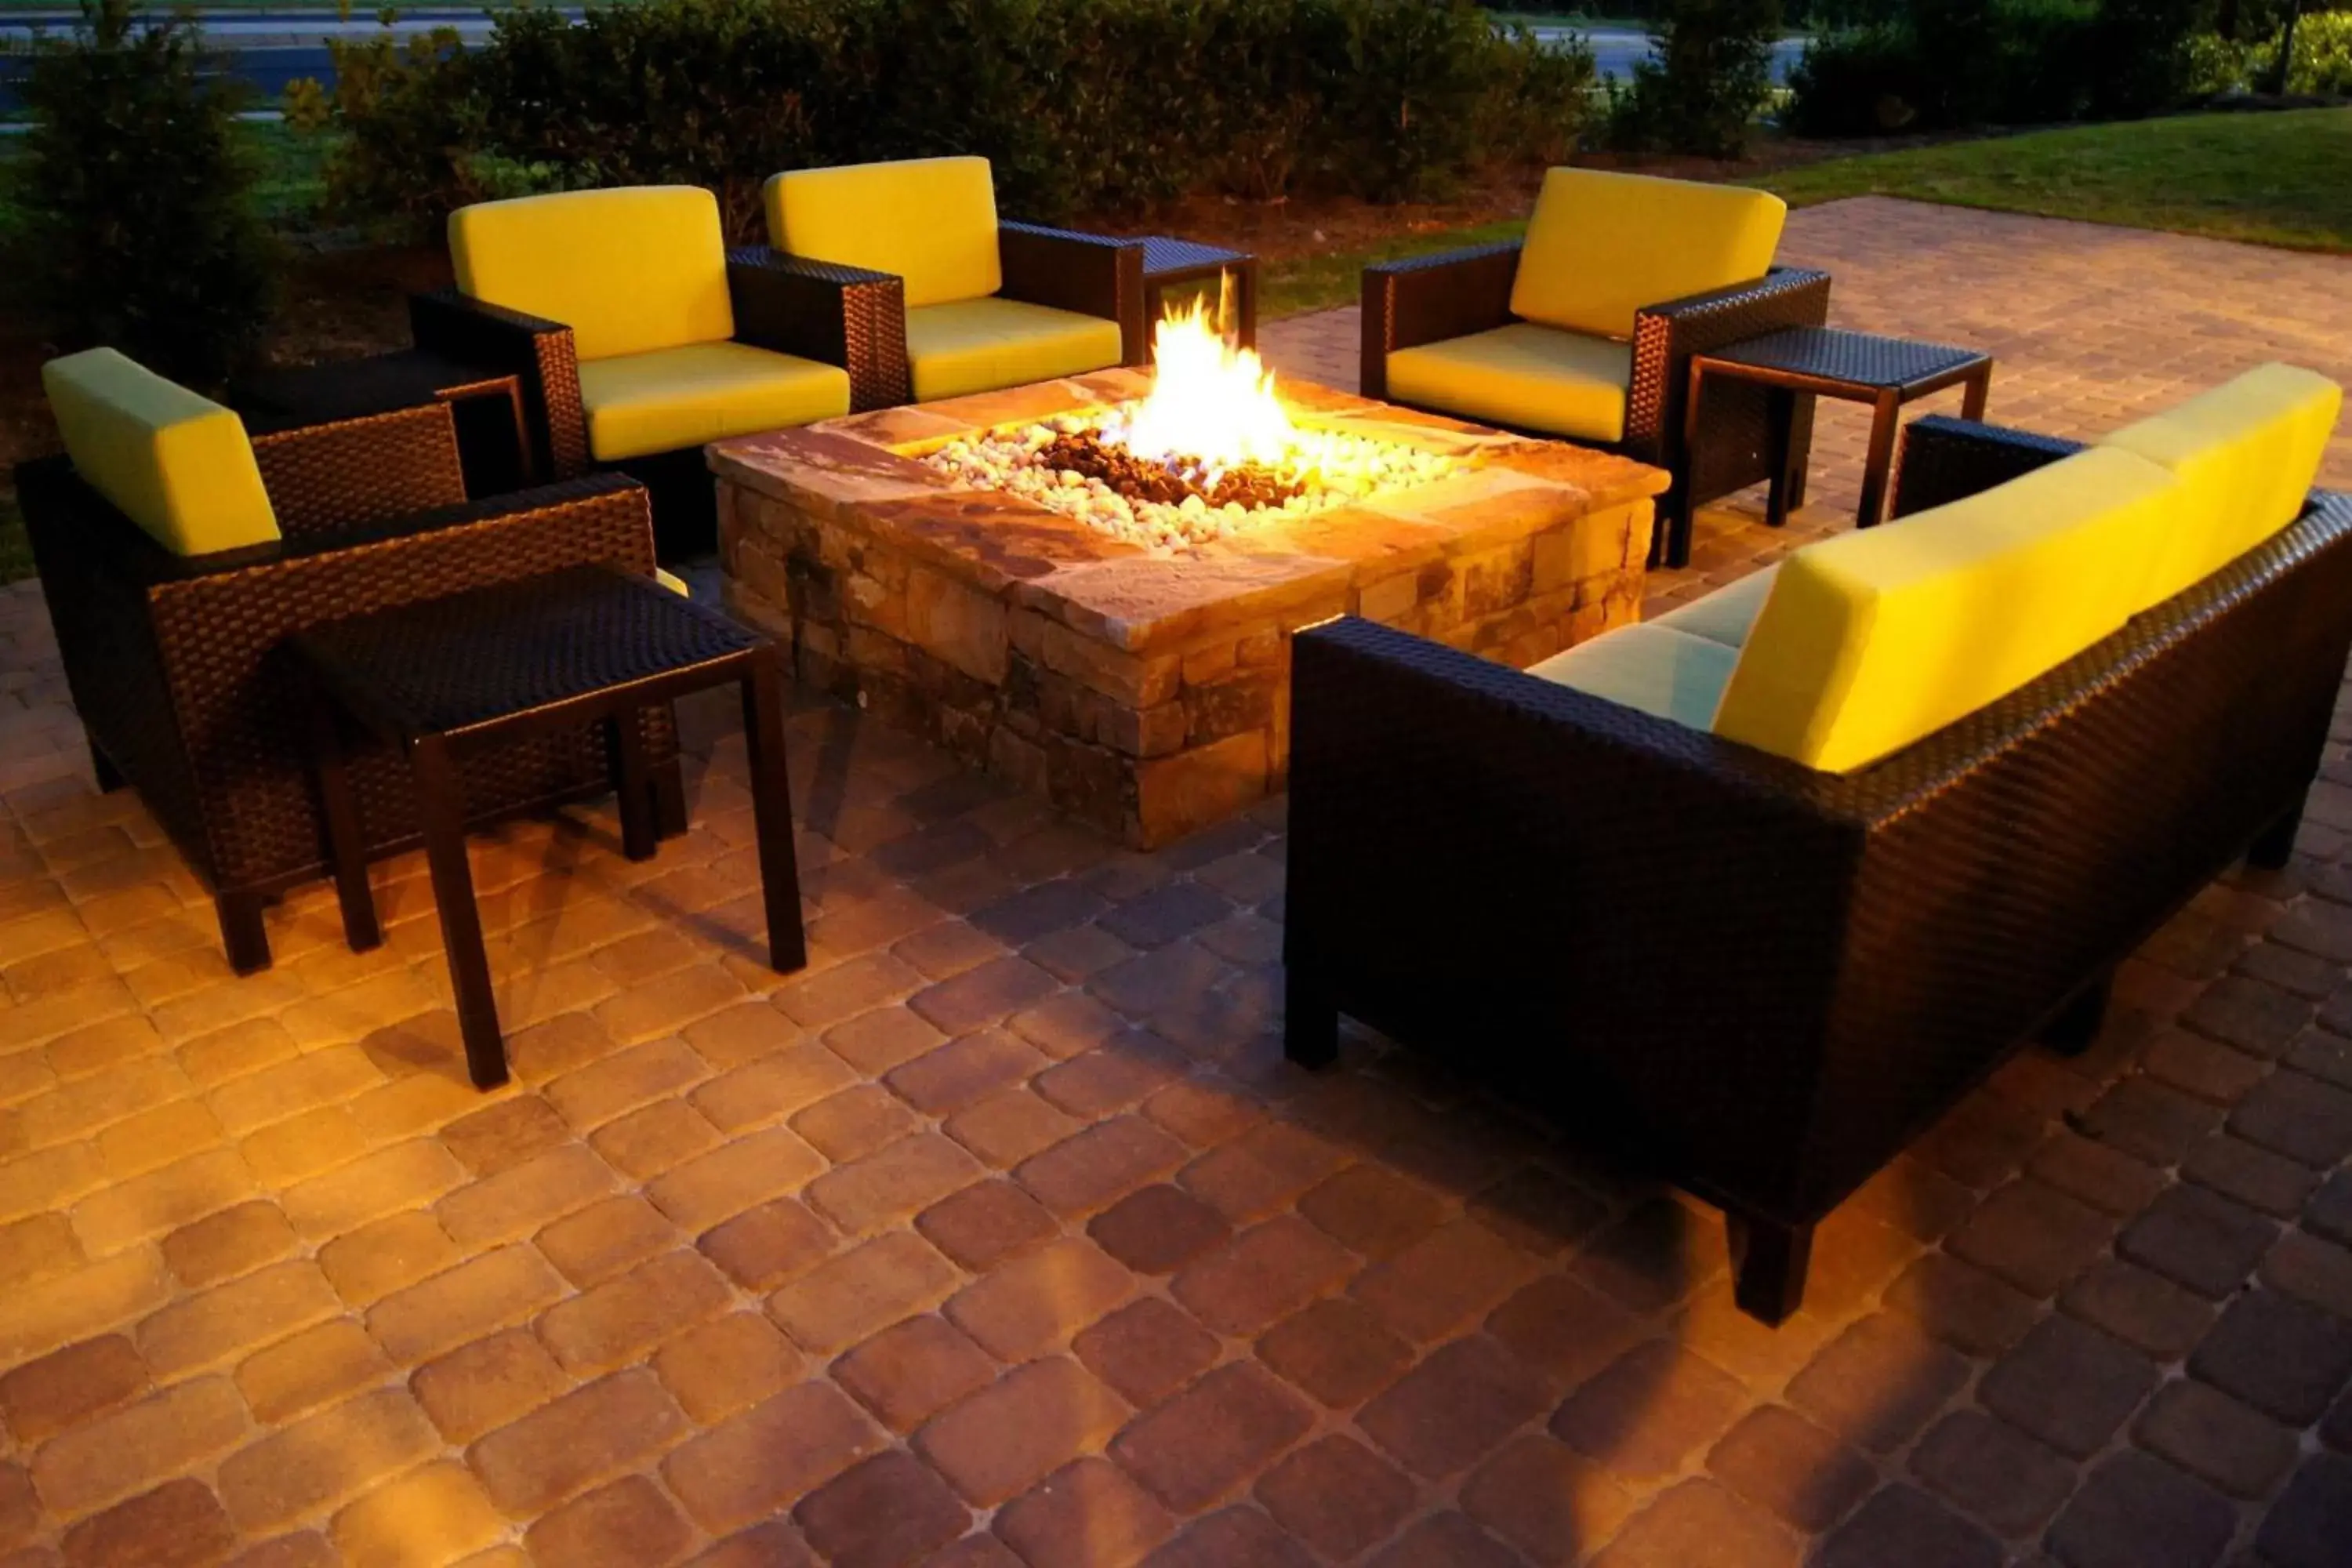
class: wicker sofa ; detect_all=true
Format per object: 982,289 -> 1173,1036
21,348 -> 681,975
1362,168 -> 1830,571
758,155 -> 1145,405
1283,365 -> 2348,1323
411,184 -> 882,559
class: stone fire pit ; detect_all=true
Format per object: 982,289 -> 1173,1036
713,368 -> 1668,848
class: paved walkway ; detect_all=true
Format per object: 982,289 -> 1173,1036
0,198 -> 2349,1568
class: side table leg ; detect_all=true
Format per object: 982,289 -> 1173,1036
1764,387 -> 1797,528
1673,361 -> 1710,569
741,652 -> 809,975
1239,260 -> 1260,351
1962,364 -> 1991,422
605,711 -> 658,862
1856,390 -> 1903,530
310,695 -> 382,952
414,736 -> 508,1088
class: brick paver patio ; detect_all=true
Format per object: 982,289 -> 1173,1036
1,196 -> 2350,1568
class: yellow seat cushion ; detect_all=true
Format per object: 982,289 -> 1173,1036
2098,362 -> 2343,609
1651,564 -> 1779,650
41,347 -> 278,556
576,342 -> 850,463
1510,168 -> 1785,341
1527,622 -> 1739,731
1714,446 -> 2183,773
904,297 -> 1124,403
765,157 -> 1002,310
1384,323 -> 1630,443
450,186 -> 734,364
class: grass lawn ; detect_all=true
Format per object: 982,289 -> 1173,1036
1766,108 -> 2352,252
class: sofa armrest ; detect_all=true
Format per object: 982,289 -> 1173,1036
248,402 -> 468,537
408,288 -> 590,479
997,222 -> 1149,365
726,247 -> 913,414
1359,242 -> 1523,400
1890,416 -> 2085,518
1624,267 -> 1831,467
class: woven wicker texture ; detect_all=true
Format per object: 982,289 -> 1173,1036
1138,236 -> 1251,277
299,564 -> 762,737
726,247 -> 912,413
999,222 -> 1148,365
1287,419 -> 2352,1254
17,455 -> 670,956
250,404 -> 467,538
412,289 -> 590,480
1710,325 -> 1987,390
1893,413 -> 2085,517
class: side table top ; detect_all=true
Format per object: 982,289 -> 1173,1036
1138,236 -> 1254,277
1700,326 -> 1989,393
231,348 -> 519,425
294,564 -> 764,740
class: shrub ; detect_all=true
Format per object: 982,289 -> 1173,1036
2188,11 -> 2352,94
291,0 -> 1596,238
8,0 -> 275,384
1606,0 -> 1783,157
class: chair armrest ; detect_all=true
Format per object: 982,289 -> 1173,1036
248,403 -> 467,538
1624,267 -> 1832,466
1891,416 -> 2085,518
726,247 -> 912,414
997,222 -> 1149,365
408,288 -> 590,479
1359,242 -> 1523,401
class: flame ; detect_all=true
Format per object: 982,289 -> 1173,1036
1108,299 -> 1299,473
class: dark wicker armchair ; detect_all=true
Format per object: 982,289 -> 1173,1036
1363,245 -> 1830,571
19,400 -> 683,975
1283,413 -> 2352,1323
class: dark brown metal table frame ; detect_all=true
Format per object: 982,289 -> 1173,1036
305,641 -> 807,1089
1682,347 -> 1991,540
1138,238 -> 1259,350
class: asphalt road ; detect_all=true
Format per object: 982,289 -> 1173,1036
0,13 -> 1806,116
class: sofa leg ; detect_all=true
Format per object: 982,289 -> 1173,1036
1729,1214 -> 1813,1326
2038,975 -> 2111,1057
2248,791 -> 2307,870
1284,967 -> 1338,1069
216,893 -> 272,975
89,739 -> 125,793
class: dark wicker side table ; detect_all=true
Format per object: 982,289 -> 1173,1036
295,566 -> 808,1088
231,348 -> 538,499
1683,326 -> 1992,545
1139,237 -> 1259,349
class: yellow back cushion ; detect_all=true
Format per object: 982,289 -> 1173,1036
42,348 -> 278,557
1509,168 -> 1785,340
2098,362 -> 2342,609
764,157 -> 1001,310
450,186 -> 734,363
1713,447 -> 2183,773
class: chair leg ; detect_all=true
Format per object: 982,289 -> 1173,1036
89,737 -> 126,793
2038,974 -> 2111,1058
742,652 -> 809,976
310,695 -> 382,953
2248,789 -> 2308,870
1729,1214 -> 1813,1326
604,713 -> 658,863
216,892 -> 271,975
1284,967 -> 1338,1069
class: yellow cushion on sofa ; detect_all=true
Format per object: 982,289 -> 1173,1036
1385,323 -> 1631,443
765,157 -> 1002,310
2099,362 -> 2343,609
1510,168 -> 1785,342
1713,446 -> 2183,773
1526,622 -> 1740,731
41,347 -> 278,556
451,186 -> 734,364
904,297 -> 1123,403
576,341 -> 850,463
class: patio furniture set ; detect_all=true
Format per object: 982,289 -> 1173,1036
16,154 -> 2348,1323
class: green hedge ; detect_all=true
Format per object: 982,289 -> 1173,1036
289,0 -> 1597,241
2188,11 -> 2352,96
